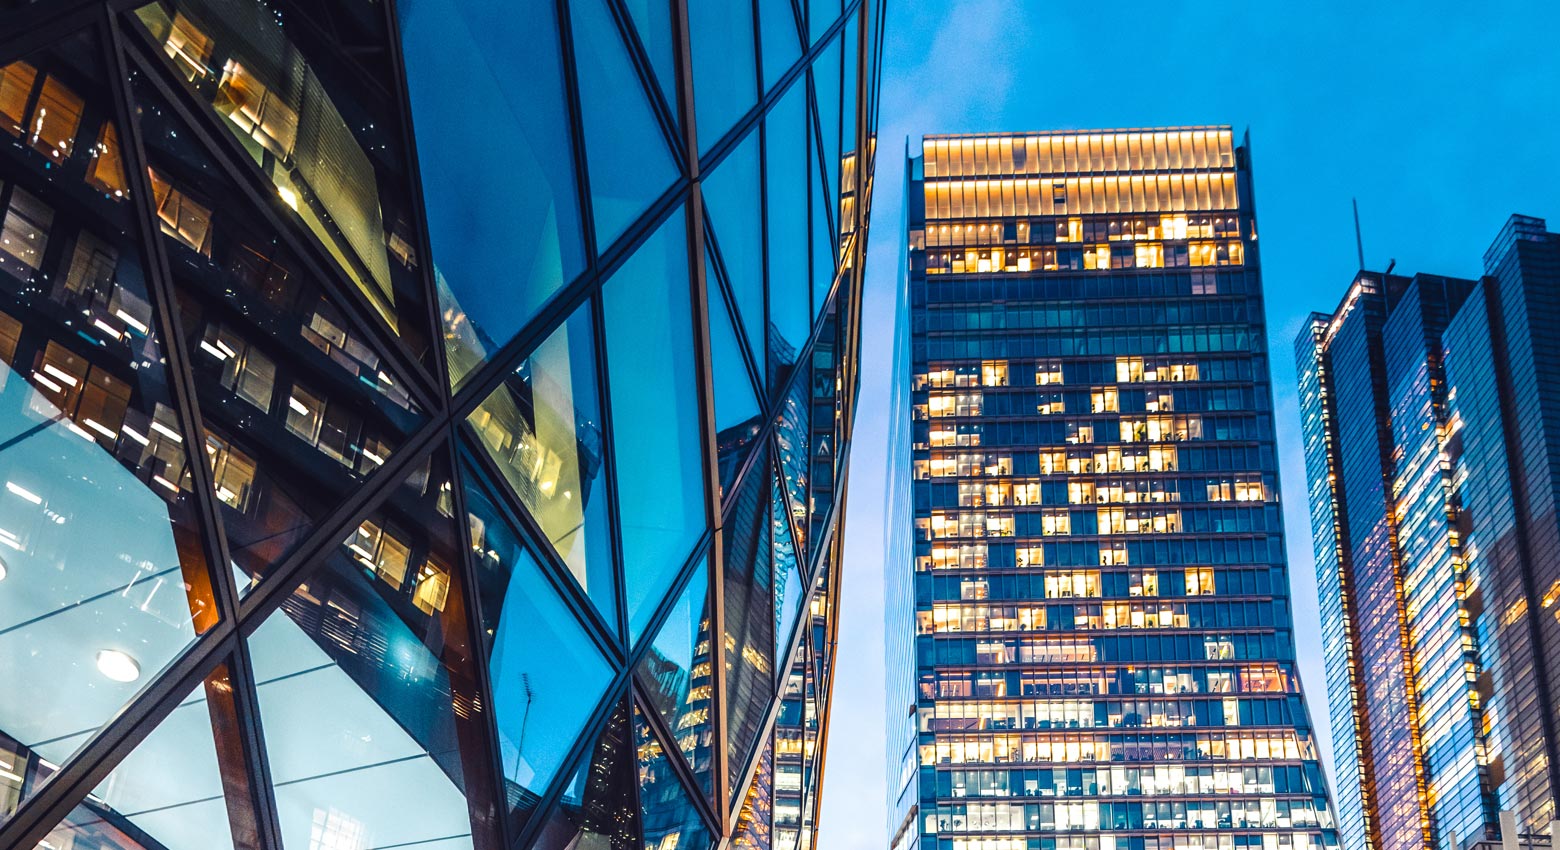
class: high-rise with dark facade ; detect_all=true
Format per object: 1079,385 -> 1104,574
1296,215 -> 1560,850
888,128 -> 1339,850
0,0 -> 882,848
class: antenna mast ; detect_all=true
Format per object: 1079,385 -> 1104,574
1353,198 -> 1366,269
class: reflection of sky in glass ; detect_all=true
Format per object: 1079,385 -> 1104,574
0,362 -> 199,768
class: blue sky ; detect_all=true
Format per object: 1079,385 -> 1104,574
820,2 -> 1560,847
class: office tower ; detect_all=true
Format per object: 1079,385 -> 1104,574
1296,215 -> 1560,850
889,128 -> 1339,850
0,0 -> 881,848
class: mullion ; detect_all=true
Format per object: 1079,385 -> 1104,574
701,218 -> 766,402
603,0 -> 687,169
630,676 -> 724,831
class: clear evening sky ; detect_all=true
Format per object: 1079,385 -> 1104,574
821,1 -> 1560,846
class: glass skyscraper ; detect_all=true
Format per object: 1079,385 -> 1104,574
889,128 -> 1339,850
1296,215 -> 1560,850
0,0 -> 881,848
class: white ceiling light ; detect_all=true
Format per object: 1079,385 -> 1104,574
95,649 -> 141,683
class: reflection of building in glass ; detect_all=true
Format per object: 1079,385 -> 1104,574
890,129 -> 1340,850
0,0 -> 882,847
1296,216 -> 1560,850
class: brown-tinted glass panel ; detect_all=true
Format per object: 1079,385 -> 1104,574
0,32 -> 222,831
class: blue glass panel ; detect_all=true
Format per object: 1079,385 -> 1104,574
841,15 -> 859,157
758,0 -> 802,92
772,640 -> 807,850
776,373 -> 810,550
764,81 -> 810,391
702,131 -> 765,363
813,35 -> 842,220
807,0 -> 838,44
467,303 -> 615,627
811,146 -> 835,321
773,483 -> 804,664
622,0 -> 679,125
732,736 -> 775,850
705,250 -> 762,433
399,0 -> 585,385
722,444 -> 775,790
638,559 -> 716,800
532,698 -> 641,850
635,703 -> 713,850
462,461 -> 615,830
603,209 -> 708,645
572,0 -> 681,250
688,0 -> 757,154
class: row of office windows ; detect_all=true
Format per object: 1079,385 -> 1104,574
922,130 -> 1237,179
918,475 -> 1269,506
918,695 -> 1305,734
919,632 -> 1293,667
917,506 -> 1276,540
921,415 -> 1273,450
916,445 -> 1275,478
925,568 -> 1262,602
922,172 -> 1240,221
923,797 -> 1332,835
919,215 -> 1241,249
920,664 -> 1295,699
919,727 -> 1321,767
919,271 -> 1255,304
918,600 -> 1286,635
920,358 -> 1231,388
912,539 -> 1286,572
923,242 -> 1245,275
932,763 -> 1321,800
919,388 -> 1261,418
926,830 -> 1336,850
916,328 -> 1260,361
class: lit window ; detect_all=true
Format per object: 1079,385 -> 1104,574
149,169 -> 214,255
85,123 -> 128,197
28,75 -> 84,160
216,60 -> 300,158
0,187 -> 53,274
0,61 -> 37,137
206,431 -> 258,512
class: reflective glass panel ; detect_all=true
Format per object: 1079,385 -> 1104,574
704,249 -> 761,435
635,703 -> 712,850
813,35 -> 842,210
638,559 -> 716,800
772,640 -> 808,850
722,445 -> 774,791
32,664 -> 255,850
702,132 -> 765,362
806,307 -> 840,557
398,0 -> 585,386
462,458 -> 615,831
0,33 -> 224,828
571,0 -> 681,250
621,0 -> 678,125
603,209 -> 708,645
757,0 -> 802,92
776,374 -> 810,550
764,80 -> 809,391
807,0 -> 838,44
248,453 -> 489,850
532,698 -> 641,850
773,485 -> 804,664
130,0 -> 433,360
733,735 -> 775,850
688,0 -> 756,155
130,72 -> 424,592
467,302 -> 614,625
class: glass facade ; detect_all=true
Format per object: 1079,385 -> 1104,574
894,129 -> 1339,850
0,0 -> 883,848
1295,216 -> 1560,850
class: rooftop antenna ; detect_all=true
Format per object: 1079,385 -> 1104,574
1353,198 -> 1366,270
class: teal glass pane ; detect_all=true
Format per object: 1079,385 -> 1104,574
764,81 -> 810,390
399,0 -> 585,386
813,35 -> 842,217
531,698 -> 641,850
572,0 -> 681,250
723,445 -> 775,791
841,15 -> 859,157
467,303 -> 615,627
776,374 -> 810,551
635,704 -> 713,850
638,559 -> 716,800
705,250 -> 762,433
702,131 -> 765,360
758,0 -> 802,92
34,667 -> 244,850
773,487 -> 804,664
689,0 -> 757,154
811,147 -> 836,321
807,0 -> 838,44
622,0 -> 679,124
604,209 -> 708,645
462,461 -> 616,830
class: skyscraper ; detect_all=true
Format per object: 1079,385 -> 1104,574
889,128 -> 1339,850
0,0 -> 881,848
1296,215 -> 1560,850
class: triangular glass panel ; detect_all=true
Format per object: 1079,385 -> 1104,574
621,0 -> 680,126
635,703 -> 714,850
810,143 -> 836,327
764,80 -> 810,392
722,444 -> 775,792
732,734 -> 775,850
572,0 -> 681,250
772,640 -> 808,850
776,375 -> 810,552
0,32 -> 230,829
467,298 -> 615,628
637,558 -> 716,802
247,447 -> 499,849
31,663 -> 255,850
531,697 -> 642,850
688,0 -> 757,155
758,0 -> 803,92
702,131 -> 766,364
706,251 -> 765,503
772,479 -> 805,666
129,70 -> 427,594
813,33 -> 842,233
461,454 -> 616,834
807,308 -> 840,558
603,208 -> 709,646
128,0 -> 437,366
396,0 -> 587,386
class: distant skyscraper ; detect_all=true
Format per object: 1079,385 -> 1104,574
887,128 -> 1339,850
1295,215 -> 1560,850
0,1 -> 881,849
